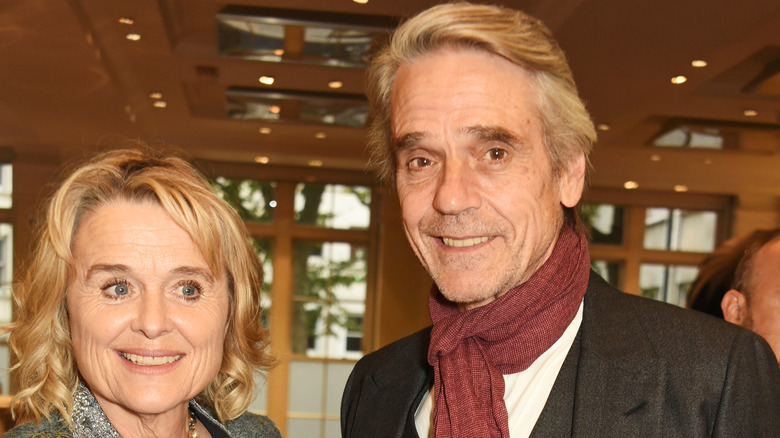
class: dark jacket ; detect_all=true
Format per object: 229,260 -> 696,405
342,272 -> 780,437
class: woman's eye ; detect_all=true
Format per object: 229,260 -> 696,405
107,284 -> 129,297
486,148 -> 507,160
177,283 -> 201,298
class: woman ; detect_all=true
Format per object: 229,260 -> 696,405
2,148 -> 281,437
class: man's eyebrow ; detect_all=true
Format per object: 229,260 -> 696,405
393,132 -> 427,151
465,125 -> 521,145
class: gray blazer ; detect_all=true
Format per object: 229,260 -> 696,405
341,272 -> 780,437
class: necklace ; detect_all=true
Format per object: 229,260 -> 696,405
188,409 -> 199,438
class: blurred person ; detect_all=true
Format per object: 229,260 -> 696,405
340,3 -> 780,437
2,148 -> 281,437
721,229 -> 780,364
686,229 -> 778,318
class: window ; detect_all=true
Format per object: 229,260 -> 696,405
584,189 -> 730,306
0,164 -> 12,395
208,167 -> 376,438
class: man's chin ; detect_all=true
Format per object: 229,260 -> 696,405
437,284 -> 498,311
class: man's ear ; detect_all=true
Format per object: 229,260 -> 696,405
721,289 -> 749,326
559,153 -> 586,208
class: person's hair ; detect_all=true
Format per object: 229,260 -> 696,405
366,1 -> 597,229
731,229 -> 780,302
3,146 -> 274,424
687,228 -> 780,317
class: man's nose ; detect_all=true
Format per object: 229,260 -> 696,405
432,159 -> 481,215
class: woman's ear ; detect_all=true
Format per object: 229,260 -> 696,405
721,289 -> 749,327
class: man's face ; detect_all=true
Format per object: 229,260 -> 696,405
745,238 -> 780,363
391,48 -> 584,311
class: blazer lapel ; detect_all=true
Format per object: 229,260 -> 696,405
344,328 -> 433,438
571,273 -> 665,437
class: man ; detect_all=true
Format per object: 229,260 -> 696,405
721,229 -> 780,364
341,3 -> 780,437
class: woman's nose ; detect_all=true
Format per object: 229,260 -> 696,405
130,292 -> 173,339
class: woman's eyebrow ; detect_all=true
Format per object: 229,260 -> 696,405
171,266 -> 216,284
86,264 -> 130,280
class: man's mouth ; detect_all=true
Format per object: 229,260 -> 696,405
441,236 -> 489,248
120,352 -> 183,366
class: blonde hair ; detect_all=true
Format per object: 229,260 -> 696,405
367,2 -> 597,227
3,147 -> 273,424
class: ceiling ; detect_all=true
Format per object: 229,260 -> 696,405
1,0 -> 779,201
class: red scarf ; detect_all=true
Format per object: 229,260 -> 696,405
427,225 -> 590,437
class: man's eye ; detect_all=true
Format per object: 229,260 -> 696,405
408,157 -> 432,168
486,148 -> 507,160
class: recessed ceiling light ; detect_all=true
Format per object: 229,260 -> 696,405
269,200 -> 278,208
328,80 -> 343,89
148,92 -> 163,99
269,105 -> 281,114
353,0 -> 369,4
118,17 -> 135,25
307,159 -> 324,167
258,127 -> 272,134
597,123 -> 610,131
315,132 -> 327,139
125,33 -> 141,41
623,181 -> 639,190
650,154 -> 661,162
743,109 -> 758,117
254,156 -> 270,164
258,76 -> 275,85
674,185 -> 688,192
152,100 -> 167,108
670,75 -> 687,85
691,60 -> 707,68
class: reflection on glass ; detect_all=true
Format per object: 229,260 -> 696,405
644,208 -> 717,252
216,7 -> 392,68
295,183 -> 371,229
226,88 -> 368,128
639,263 -> 698,307
210,177 -> 276,223
591,260 -> 620,287
583,204 -> 624,245
653,126 -> 724,149
292,241 -> 366,359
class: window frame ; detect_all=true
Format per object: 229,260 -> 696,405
584,188 -> 732,295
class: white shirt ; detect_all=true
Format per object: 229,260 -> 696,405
415,301 -> 584,438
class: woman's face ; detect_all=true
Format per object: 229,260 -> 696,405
66,200 -> 230,419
